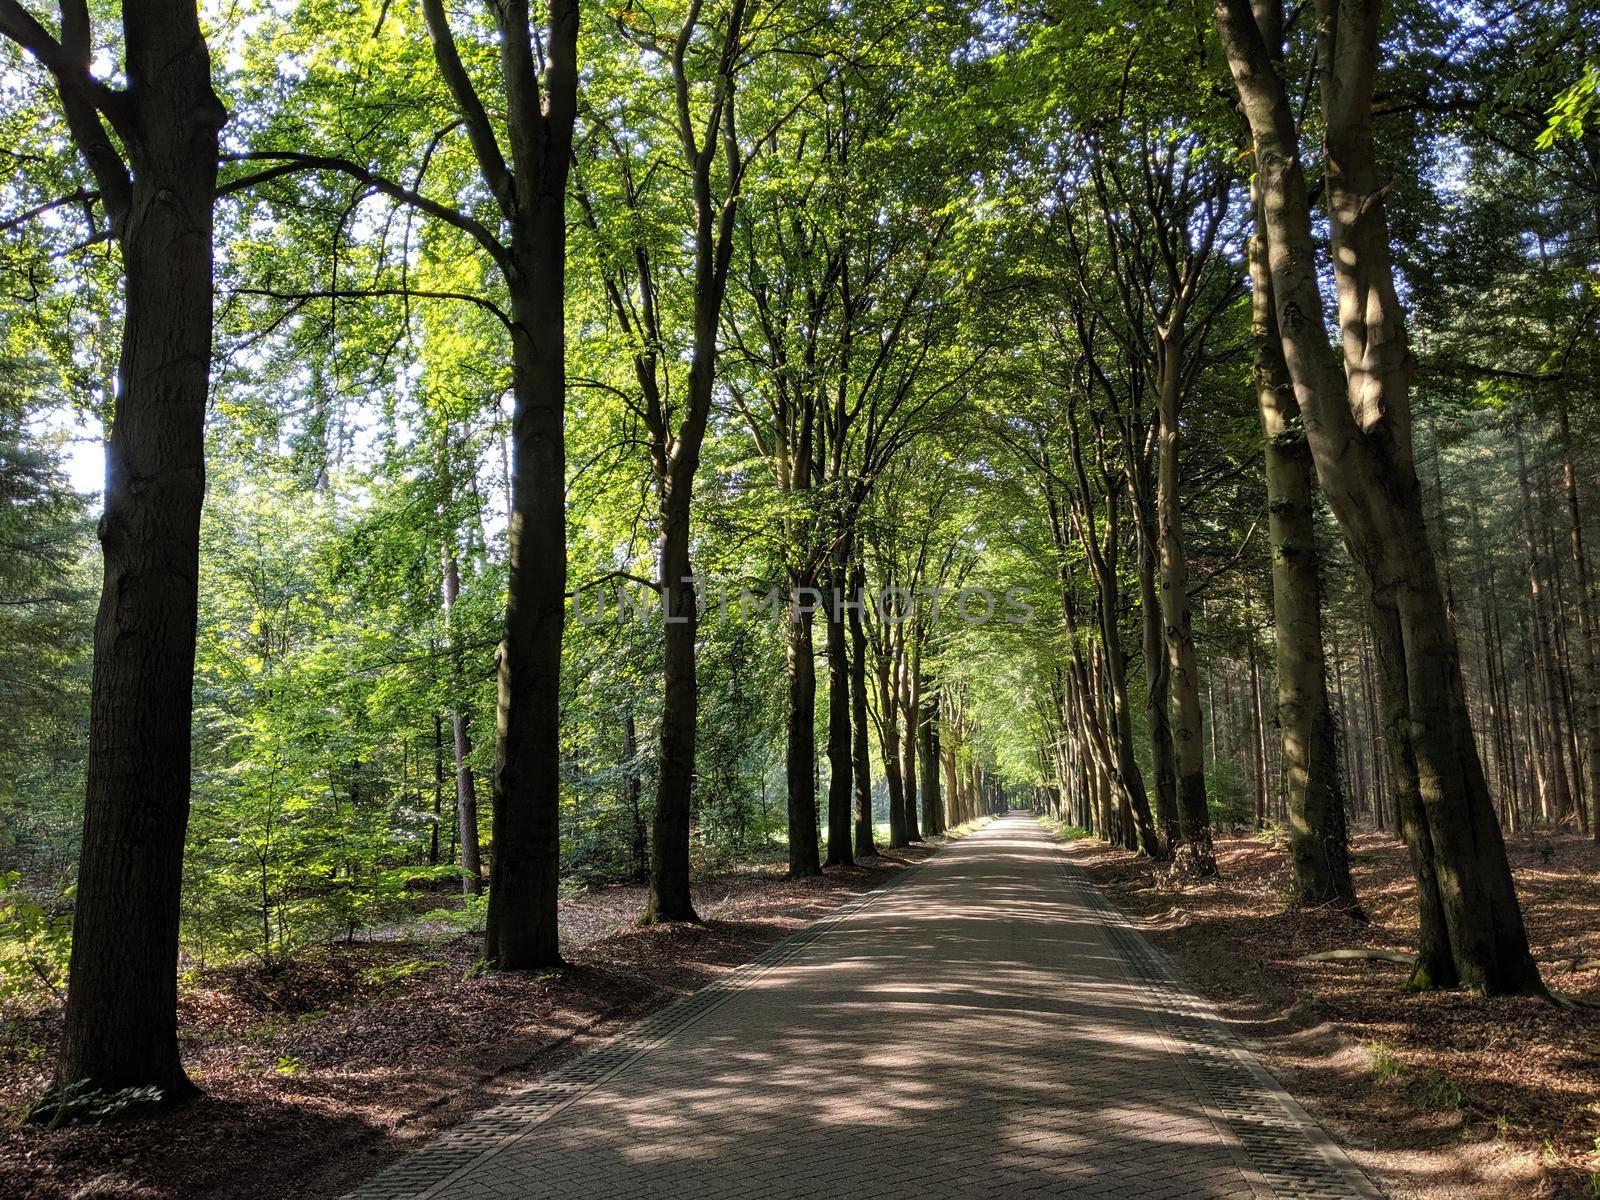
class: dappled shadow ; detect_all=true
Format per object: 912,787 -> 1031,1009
368,814 -> 1269,1198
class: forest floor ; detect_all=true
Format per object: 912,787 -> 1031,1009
1066,827 -> 1600,1200
0,841 -> 939,1200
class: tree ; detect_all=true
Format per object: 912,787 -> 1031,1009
233,0 -> 582,969
1,0 -> 225,1103
575,0 -> 767,920
1243,0 -> 1359,913
1214,0 -> 1543,993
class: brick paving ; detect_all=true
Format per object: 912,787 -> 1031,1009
346,813 -> 1382,1199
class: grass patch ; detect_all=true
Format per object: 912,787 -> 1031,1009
1036,813 -> 1092,840
1366,1041 -> 1467,1111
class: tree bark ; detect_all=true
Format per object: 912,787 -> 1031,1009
430,716 -> 445,867
642,0 -> 748,923
1132,468 -> 1181,842
1156,331 -> 1217,875
848,565 -> 877,857
10,0 -> 227,1105
646,477 -> 701,922
824,572 -> 855,866
1556,399 -> 1600,838
1072,452 -> 1162,857
623,708 -> 648,881
481,0 -> 580,968
1514,418 -> 1575,825
786,593 -> 823,876
1247,161 -> 1360,910
876,621 -> 909,848
900,649 -> 922,842
919,673 -> 943,835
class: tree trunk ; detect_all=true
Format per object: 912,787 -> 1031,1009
877,632 -> 909,848
1556,399 -> 1600,837
1091,545 -> 1162,855
430,717 -> 444,867
848,566 -> 877,857
638,0 -> 746,924
646,477 -> 701,923
786,594 -> 823,876
942,727 -> 962,827
45,0 -> 225,1104
900,651 -> 922,842
483,266 -> 568,967
1515,418 -> 1575,825
1156,331 -> 1217,875
824,573 -> 855,866
1247,167 -> 1360,910
1246,600 -> 1270,829
1133,481 -> 1181,842
477,0 -> 580,970
919,676 -> 943,835
623,709 -> 648,881
1214,0 -> 1542,992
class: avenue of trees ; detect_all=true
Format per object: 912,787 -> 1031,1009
1,0 -> 1596,1113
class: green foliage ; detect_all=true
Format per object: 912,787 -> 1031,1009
0,871 -> 71,1008
1537,61 -> 1598,148
27,1080 -> 167,1127
1038,814 -> 1092,841
0,347 -> 94,888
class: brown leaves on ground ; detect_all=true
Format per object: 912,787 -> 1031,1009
0,845 -> 935,1200
1066,829 -> 1600,1200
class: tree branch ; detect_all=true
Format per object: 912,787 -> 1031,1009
218,152 -> 510,274
418,0 -> 517,216
232,286 -> 513,332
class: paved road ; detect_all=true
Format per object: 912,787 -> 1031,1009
348,813 -> 1381,1200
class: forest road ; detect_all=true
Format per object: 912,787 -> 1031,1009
345,812 -> 1383,1200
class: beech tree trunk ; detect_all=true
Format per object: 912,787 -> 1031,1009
848,566 -> 877,857
484,269 -> 568,966
1215,0 -> 1542,993
3,0 -> 228,1106
786,592 -> 823,876
646,479 -> 701,922
1133,478 -> 1181,842
900,652 -> 922,842
480,0 -> 580,968
824,572 -> 855,866
1245,141 -> 1360,910
1094,579 -> 1161,855
877,630 -> 909,848
1156,332 -> 1217,875
919,675 -> 943,835
941,726 -> 962,827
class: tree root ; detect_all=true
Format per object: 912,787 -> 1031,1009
1297,948 -> 1417,965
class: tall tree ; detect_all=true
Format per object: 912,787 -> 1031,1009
228,0 -> 582,968
1,0 -> 225,1102
1243,0 -> 1359,913
1214,0 -> 1543,992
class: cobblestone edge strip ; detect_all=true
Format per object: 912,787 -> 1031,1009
1041,825 -> 1386,1200
342,837 -> 962,1200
